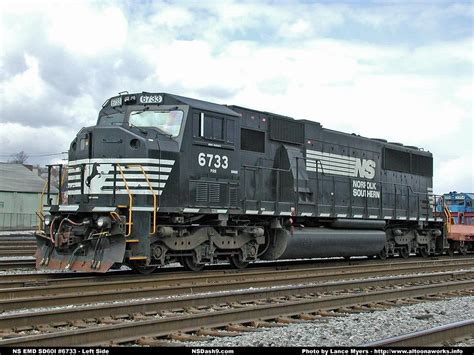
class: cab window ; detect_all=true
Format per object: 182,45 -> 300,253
200,113 -> 224,141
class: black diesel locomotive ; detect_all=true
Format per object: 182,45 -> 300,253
37,92 -> 445,273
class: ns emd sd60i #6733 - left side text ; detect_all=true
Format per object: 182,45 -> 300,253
37,92 -> 445,274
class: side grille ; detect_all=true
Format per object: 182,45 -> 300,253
209,183 -> 220,203
190,180 -> 239,208
196,183 -> 208,203
229,187 -> 238,207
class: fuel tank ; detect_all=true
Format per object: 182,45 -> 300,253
277,227 -> 386,259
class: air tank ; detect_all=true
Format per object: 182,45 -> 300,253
261,227 -> 386,260
280,228 -> 385,258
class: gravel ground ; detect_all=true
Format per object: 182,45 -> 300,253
184,296 -> 474,347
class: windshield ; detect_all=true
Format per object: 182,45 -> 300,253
97,112 -> 125,126
446,199 -> 464,205
129,110 -> 184,136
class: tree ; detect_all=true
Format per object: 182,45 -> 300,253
9,151 -> 29,164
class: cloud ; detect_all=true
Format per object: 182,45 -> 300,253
0,0 -> 472,193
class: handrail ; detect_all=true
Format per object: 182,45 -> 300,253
443,200 -> 452,234
127,164 -> 157,235
242,155 -> 439,220
116,164 -> 133,237
56,165 -> 66,204
36,180 -> 48,232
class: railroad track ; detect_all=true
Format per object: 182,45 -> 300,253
0,236 -> 36,257
0,258 -> 473,311
0,273 -> 472,346
365,319 -> 474,346
2,255 -> 473,284
0,259 -> 36,270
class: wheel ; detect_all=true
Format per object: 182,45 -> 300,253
399,246 -> 410,259
378,247 -> 388,260
419,246 -> 429,258
229,254 -> 249,269
129,261 -> 157,275
181,256 -> 205,272
459,244 -> 468,256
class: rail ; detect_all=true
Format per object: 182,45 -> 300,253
364,319 -> 474,346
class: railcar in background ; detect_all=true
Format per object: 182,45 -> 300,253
436,192 -> 474,255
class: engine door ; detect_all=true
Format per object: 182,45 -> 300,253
186,110 -> 241,211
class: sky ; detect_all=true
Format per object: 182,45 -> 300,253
0,0 -> 472,194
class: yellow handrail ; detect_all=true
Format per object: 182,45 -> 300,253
443,202 -> 452,234
36,180 -> 48,232
128,164 -> 157,235
116,164 -> 133,237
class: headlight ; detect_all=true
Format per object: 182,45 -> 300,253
44,215 -> 51,226
96,216 -> 111,228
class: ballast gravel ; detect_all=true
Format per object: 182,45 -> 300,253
186,296 -> 474,347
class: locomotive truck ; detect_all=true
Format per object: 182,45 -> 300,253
36,92 -> 445,273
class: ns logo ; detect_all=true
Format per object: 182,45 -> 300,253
354,159 -> 376,179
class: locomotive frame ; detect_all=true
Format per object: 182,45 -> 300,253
36,92 -> 445,273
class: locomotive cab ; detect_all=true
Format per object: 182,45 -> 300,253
37,93 -> 188,272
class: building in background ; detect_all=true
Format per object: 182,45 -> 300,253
0,163 -> 58,230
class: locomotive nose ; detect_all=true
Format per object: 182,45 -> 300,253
70,126 -> 148,162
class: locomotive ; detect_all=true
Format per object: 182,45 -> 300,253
36,92 -> 445,273
435,192 -> 474,255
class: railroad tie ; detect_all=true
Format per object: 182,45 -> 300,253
112,314 -> 130,320
394,299 -> 416,305
250,320 -> 286,328
378,300 -> 398,307
169,332 -> 211,342
366,303 -> 389,310
132,313 -> 148,321
186,306 -> 205,314
317,310 -> 347,317
253,300 -> 269,305
13,326 -> 33,332
424,295 -> 446,300
36,324 -> 55,332
298,313 -> 324,321
335,307 -> 361,314
227,323 -> 262,332
197,328 -> 240,337
137,337 -> 179,347
276,317 -> 307,324
68,319 -> 89,328
403,298 -> 423,304
99,316 -> 122,325
50,321 -> 69,328
160,310 -> 178,317
351,305 -> 374,312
